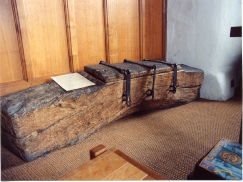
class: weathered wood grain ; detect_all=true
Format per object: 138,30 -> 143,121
1,63 -> 203,161
84,60 -> 181,82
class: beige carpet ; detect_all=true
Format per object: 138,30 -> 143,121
1,97 -> 242,180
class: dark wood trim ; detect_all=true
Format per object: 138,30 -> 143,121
139,0 -> 143,60
162,0 -> 167,60
11,0 -> 28,81
103,0 -> 110,63
63,0 -> 74,73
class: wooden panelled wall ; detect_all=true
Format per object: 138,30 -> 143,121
0,0 -> 166,96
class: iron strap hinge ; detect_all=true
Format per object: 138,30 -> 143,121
99,61 -> 132,107
143,59 -> 177,93
124,59 -> 157,100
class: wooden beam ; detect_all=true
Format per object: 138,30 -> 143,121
1,63 -> 203,161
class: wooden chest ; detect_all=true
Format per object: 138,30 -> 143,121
1,60 -> 204,161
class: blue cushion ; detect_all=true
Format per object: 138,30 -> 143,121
199,138 -> 242,180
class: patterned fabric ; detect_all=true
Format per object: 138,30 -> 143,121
199,138 -> 242,180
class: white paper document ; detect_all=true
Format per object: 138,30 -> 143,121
51,73 -> 95,91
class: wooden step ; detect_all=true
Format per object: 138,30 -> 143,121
59,145 -> 167,180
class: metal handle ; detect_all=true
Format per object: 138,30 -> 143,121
99,61 -> 131,107
124,59 -> 157,99
125,70 -> 131,107
143,59 -> 177,93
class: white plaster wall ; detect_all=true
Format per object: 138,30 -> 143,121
167,0 -> 242,100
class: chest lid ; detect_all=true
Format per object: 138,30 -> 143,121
84,60 -> 181,83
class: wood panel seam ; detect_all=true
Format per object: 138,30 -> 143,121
11,0 -> 28,81
103,0 -> 109,63
63,0 -> 73,73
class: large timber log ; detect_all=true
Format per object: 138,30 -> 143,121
1,60 -> 204,161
